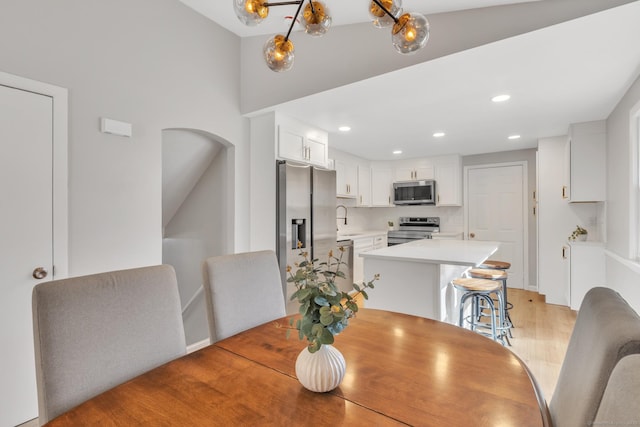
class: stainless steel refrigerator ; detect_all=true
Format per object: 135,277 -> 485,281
276,160 -> 352,314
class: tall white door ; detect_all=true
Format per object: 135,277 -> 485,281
466,165 -> 525,289
0,84 -> 54,426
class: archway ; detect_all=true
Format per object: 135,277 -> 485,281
162,128 -> 231,347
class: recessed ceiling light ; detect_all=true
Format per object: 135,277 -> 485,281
433,132 -> 445,138
338,126 -> 351,132
508,134 -> 521,140
491,94 -> 511,103
393,150 -> 402,155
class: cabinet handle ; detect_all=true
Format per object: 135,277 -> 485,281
388,196 -> 391,205
533,190 -> 536,201
562,186 -> 567,199
533,206 -> 536,216
360,195 -> 362,204
437,194 -> 440,203
562,246 -> 567,259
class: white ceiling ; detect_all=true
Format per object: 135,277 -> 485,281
181,1 -> 640,160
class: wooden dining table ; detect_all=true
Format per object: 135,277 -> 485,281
46,309 -> 549,426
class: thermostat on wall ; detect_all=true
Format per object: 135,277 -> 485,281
100,117 -> 132,137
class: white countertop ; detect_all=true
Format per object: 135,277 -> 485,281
359,239 -> 500,266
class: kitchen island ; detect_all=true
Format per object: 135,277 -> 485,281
361,239 -> 499,324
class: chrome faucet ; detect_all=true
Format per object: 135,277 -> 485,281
336,204 -> 348,225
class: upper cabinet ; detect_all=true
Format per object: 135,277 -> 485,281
394,159 -> 434,181
330,148 -> 461,208
433,155 -> 462,206
335,160 -> 357,198
357,166 -> 371,207
563,120 -> 606,202
277,117 -> 328,168
371,167 -> 394,207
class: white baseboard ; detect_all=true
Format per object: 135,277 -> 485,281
187,338 -> 211,354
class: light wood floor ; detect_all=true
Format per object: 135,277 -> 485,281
506,288 -> 577,402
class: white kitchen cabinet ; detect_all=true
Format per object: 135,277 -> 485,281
567,242 -> 605,310
563,121 -> 606,202
431,232 -> 463,240
352,233 -> 387,284
373,234 -> 387,248
277,124 -> 328,168
371,167 -> 394,206
335,160 -> 357,198
538,136 -> 575,306
433,155 -> 462,206
306,136 -> 328,167
394,160 -> 434,181
353,237 -> 373,285
357,166 -> 371,207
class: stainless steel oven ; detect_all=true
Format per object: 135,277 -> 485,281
387,217 -> 440,246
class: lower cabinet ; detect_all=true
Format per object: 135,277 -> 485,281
353,233 -> 387,285
567,243 -> 605,310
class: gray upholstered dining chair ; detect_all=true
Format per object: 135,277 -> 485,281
202,250 -> 286,342
32,265 -> 186,424
549,286 -> 640,427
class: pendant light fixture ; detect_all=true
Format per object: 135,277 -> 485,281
233,0 -> 430,72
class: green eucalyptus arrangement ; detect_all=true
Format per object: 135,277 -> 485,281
284,246 -> 379,353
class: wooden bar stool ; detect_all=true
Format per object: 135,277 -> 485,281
468,267 -> 512,343
479,260 -> 511,270
477,260 -> 513,314
452,277 -> 505,344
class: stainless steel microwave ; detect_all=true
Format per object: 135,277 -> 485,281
393,180 -> 436,205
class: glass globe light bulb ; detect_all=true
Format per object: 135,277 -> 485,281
369,0 -> 403,29
263,34 -> 295,72
391,12 -> 429,54
234,0 -> 268,26
303,1 -> 332,36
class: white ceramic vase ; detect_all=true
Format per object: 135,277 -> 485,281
295,344 -> 346,392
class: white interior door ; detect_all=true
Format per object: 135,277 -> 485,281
466,164 -> 526,289
0,84 -> 54,426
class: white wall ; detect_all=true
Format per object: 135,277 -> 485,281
162,129 -> 224,229
605,72 -> 640,311
249,112 -> 278,251
0,0 -> 248,276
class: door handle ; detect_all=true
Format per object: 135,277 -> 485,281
469,232 -> 475,239
33,267 -> 48,279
